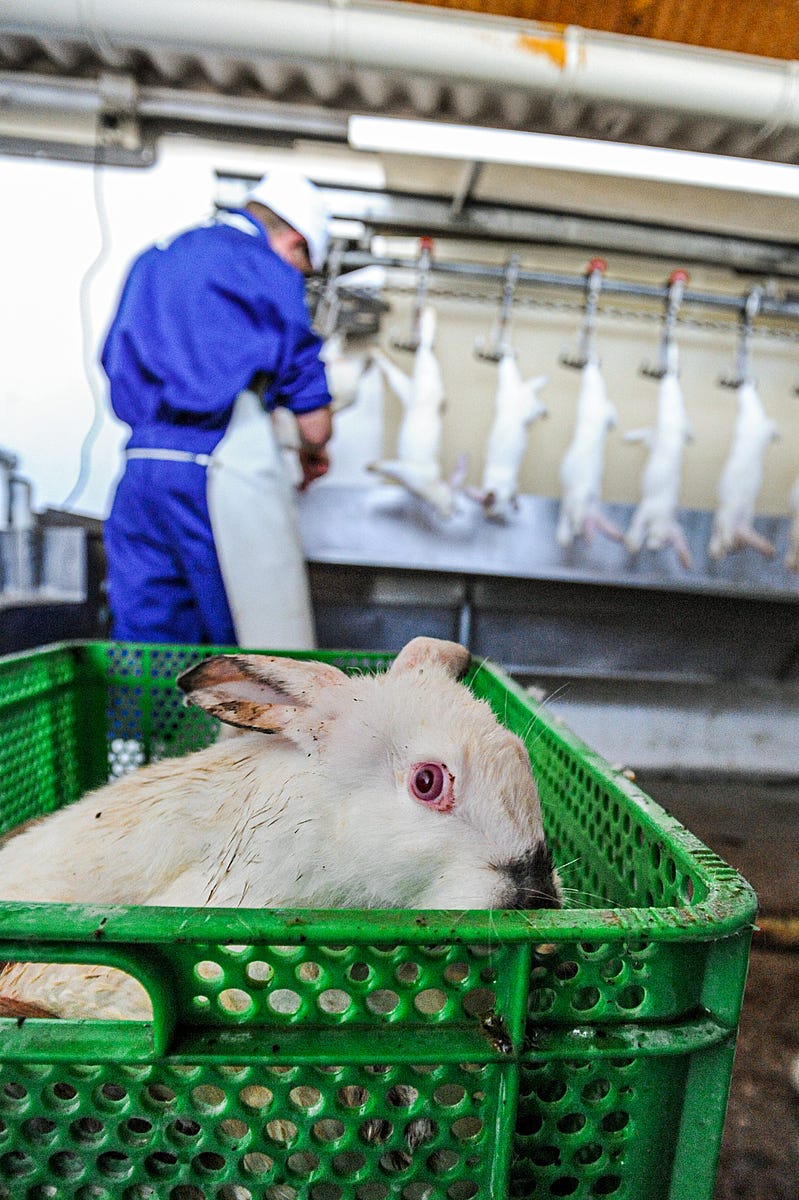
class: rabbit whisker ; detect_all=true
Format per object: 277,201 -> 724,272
518,681 -> 573,750
558,885 -> 617,909
509,907 -> 556,934
538,681 -> 573,708
553,856 -> 583,877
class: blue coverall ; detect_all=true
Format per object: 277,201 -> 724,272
101,209 -> 331,644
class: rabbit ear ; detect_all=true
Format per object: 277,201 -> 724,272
389,637 -> 470,681
177,654 -> 348,733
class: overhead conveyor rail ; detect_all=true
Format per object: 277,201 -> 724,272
332,249 -> 799,343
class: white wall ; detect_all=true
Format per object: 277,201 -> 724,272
0,137 -> 380,518
1,141 -> 215,516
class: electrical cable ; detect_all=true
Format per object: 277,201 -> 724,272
60,117 -> 114,510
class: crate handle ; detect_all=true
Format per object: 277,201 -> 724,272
0,940 -> 179,1058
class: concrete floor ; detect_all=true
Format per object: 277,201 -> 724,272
635,771 -> 799,915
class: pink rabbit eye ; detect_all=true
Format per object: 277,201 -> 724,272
409,762 -> 455,812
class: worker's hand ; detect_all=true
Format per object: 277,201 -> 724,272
298,446 -> 330,490
296,406 -> 332,489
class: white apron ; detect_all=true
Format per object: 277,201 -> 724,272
206,389 -> 316,649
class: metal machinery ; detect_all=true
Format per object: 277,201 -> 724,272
0,449 -> 106,653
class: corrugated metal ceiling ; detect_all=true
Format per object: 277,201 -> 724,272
4,0 -> 799,164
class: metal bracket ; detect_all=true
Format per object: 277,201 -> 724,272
639,268 -> 690,379
719,286 -> 763,389
560,257 -> 607,369
391,237 -> 434,352
95,71 -> 142,151
313,238 -> 347,338
474,253 -> 521,362
97,72 -> 138,119
450,160 -> 483,218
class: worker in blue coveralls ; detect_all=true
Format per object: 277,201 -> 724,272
101,169 -> 333,649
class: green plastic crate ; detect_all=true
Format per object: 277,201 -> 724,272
0,641 -> 756,1200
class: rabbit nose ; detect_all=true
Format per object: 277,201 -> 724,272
499,845 -> 562,910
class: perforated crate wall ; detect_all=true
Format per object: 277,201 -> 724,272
0,641 -> 756,1200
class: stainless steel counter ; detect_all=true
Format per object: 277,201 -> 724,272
299,483 -> 799,689
298,483 -> 799,602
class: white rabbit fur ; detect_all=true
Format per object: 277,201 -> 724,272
624,345 -> 693,568
708,380 -> 779,560
368,307 -> 458,517
321,331 -> 370,413
0,637 -> 559,1019
475,348 -> 548,522
556,356 -> 621,547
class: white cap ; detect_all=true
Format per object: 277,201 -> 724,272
245,169 -> 329,270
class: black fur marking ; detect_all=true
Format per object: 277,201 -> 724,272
500,844 -> 560,910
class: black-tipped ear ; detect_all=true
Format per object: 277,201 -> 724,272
177,655 -> 293,700
176,653 -> 349,733
177,656 -> 246,695
389,638 -> 470,681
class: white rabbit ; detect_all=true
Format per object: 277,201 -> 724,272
321,330 -> 370,414
323,357 -> 385,485
625,345 -> 694,569
556,356 -> 621,547
473,348 -> 548,522
786,474 -> 799,572
368,307 -> 457,517
708,380 -> 779,560
0,637 -> 560,1019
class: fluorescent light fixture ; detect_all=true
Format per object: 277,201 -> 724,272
348,115 -> 799,199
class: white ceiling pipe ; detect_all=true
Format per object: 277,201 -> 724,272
6,0 -> 799,137
0,72 -> 105,115
0,71 -> 349,138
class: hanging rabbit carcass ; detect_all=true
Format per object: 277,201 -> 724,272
555,257 -> 620,547
321,330 -> 371,413
624,344 -> 694,569
472,348 -> 548,522
368,307 -> 460,518
708,379 -> 779,559
557,356 -> 621,547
